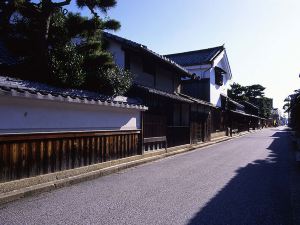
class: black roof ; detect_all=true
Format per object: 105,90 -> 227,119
242,101 -> 259,109
103,32 -> 193,78
134,84 -> 214,106
165,46 -> 224,66
134,84 -> 193,103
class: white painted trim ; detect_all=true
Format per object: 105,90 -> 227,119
185,64 -> 211,70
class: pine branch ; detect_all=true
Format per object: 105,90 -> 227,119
52,0 -> 72,7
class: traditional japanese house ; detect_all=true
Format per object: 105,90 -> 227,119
242,101 -> 261,129
165,46 -> 232,139
221,95 -> 261,134
104,33 -> 214,150
287,92 -> 300,133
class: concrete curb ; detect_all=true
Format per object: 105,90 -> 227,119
0,130 -> 258,205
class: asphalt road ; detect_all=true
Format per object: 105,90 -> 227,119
0,128 -> 293,225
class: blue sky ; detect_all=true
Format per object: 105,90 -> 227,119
67,0 -> 300,110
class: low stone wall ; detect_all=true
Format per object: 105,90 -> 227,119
211,131 -> 227,139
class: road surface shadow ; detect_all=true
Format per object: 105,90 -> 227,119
187,130 -> 293,225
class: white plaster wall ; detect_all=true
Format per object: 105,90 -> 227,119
106,39 -> 177,93
210,68 -> 222,107
0,96 -> 141,134
106,39 -> 155,87
184,54 -> 231,107
210,74 -> 230,107
182,66 -> 227,107
212,50 -> 232,81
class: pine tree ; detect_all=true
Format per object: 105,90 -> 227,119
0,1 -> 132,95
228,83 -> 273,118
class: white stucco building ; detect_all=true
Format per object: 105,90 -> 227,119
165,46 -> 232,107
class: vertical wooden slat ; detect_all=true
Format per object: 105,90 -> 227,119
109,136 -> 113,160
69,139 -> 77,169
121,135 -> 124,158
30,142 -> 37,177
96,137 -> 100,163
56,140 -> 62,171
11,143 -> 18,180
0,130 -> 140,182
85,137 -> 89,165
80,138 -> 84,166
105,136 -> 109,161
127,134 -> 131,156
61,140 -> 66,171
24,142 -> 31,178
20,143 -> 27,179
113,136 -> 117,160
125,134 -> 128,157
0,144 -> 3,181
100,136 -> 106,162
0,144 -> 9,181
89,137 -> 93,165
48,140 -> 55,173
40,141 -> 45,174
92,137 -> 96,164
117,135 -> 121,159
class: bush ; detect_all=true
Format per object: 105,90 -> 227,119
86,66 -> 134,96
50,44 -> 86,88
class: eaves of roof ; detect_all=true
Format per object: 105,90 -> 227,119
103,32 -> 193,79
178,93 -> 216,108
220,94 -> 245,109
134,84 -> 193,103
164,46 -> 224,67
242,101 -> 259,109
0,76 -> 148,111
229,110 -> 261,119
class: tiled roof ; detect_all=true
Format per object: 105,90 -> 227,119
242,101 -> 259,109
0,42 -> 19,66
220,93 -> 245,109
165,46 -> 224,66
134,84 -> 193,103
178,93 -> 215,107
229,110 -> 261,119
103,32 -> 193,78
0,76 -> 148,110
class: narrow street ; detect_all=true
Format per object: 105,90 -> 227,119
0,128 -> 294,225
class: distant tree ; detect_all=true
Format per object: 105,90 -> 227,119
228,82 -> 273,118
245,84 -> 265,101
227,82 -> 248,102
283,96 -> 291,111
252,97 -> 273,118
0,0 -> 133,96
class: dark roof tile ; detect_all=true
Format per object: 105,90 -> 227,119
0,75 -> 147,110
103,32 -> 193,78
165,46 -> 224,66
134,84 -> 193,103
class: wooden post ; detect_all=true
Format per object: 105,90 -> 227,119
140,111 -> 144,155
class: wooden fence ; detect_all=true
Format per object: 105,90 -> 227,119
167,126 -> 190,147
0,130 -> 141,182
